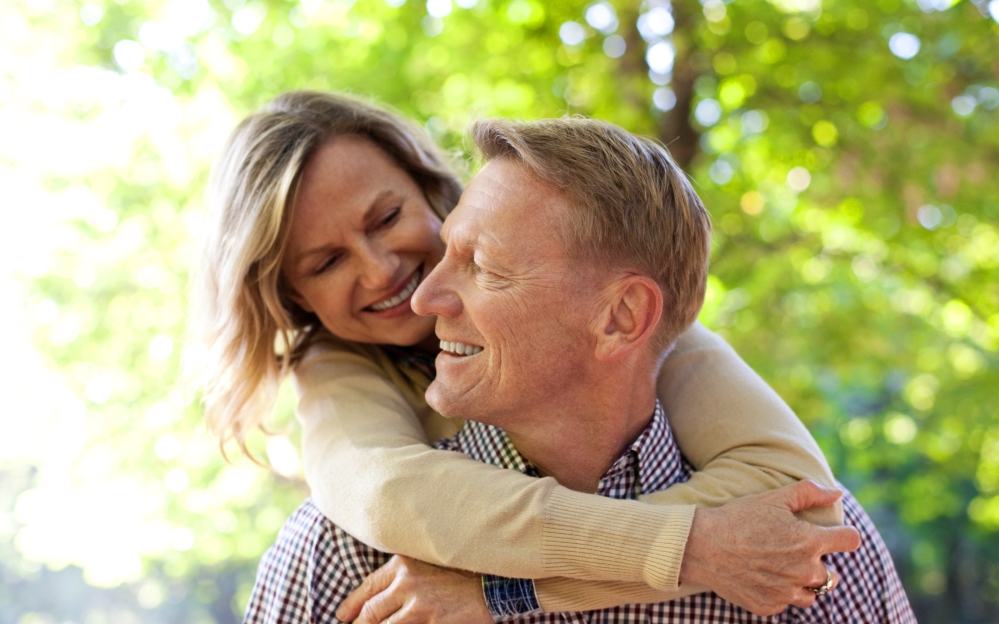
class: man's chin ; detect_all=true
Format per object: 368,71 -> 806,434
425,380 -> 480,420
424,381 -> 459,419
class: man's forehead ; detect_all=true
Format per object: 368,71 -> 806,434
443,159 -> 565,246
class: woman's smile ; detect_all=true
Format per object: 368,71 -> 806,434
280,135 -> 445,348
363,265 -> 424,316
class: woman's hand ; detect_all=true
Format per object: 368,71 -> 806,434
336,555 -> 494,624
679,480 -> 861,616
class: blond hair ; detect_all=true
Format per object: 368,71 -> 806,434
470,117 -> 712,351
186,91 -> 462,459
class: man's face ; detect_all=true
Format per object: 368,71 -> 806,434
411,159 -> 601,428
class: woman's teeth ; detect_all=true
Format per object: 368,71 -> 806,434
369,273 -> 420,311
439,340 -> 483,356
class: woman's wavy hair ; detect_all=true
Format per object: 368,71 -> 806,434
185,91 -> 462,460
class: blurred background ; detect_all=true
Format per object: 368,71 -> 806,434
1,0 -> 997,622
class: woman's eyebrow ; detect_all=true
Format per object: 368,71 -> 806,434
294,190 -> 398,270
294,242 -> 342,274
360,190 -> 396,224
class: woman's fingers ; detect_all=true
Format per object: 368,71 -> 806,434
337,557 -> 401,622
379,604 -> 422,624
787,588 -> 818,611
788,569 -> 841,609
780,479 -> 843,514
820,525 -> 862,554
681,482 -> 863,617
807,566 -> 838,591
336,555 -> 491,624
354,590 -> 405,624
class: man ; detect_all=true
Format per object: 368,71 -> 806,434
244,118 -> 914,623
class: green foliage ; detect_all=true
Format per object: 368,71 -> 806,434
1,0 -> 996,621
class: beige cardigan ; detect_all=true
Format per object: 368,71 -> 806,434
294,322 -> 839,612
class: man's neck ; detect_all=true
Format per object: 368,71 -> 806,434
504,369 -> 659,493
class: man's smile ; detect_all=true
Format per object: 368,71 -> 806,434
438,340 -> 484,356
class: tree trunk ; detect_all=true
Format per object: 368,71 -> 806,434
657,0 -> 702,172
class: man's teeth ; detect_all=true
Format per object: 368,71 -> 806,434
439,340 -> 483,356
370,273 -> 420,311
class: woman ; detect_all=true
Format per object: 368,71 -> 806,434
186,91 -> 840,616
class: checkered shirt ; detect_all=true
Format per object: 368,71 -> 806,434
243,401 -> 915,623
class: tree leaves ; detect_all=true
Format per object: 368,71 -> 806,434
3,0 -> 997,620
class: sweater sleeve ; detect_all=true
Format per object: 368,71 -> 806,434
296,344 -> 696,589
643,322 -> 842,528
533,323 -> 840,612
296,323 -> 838,611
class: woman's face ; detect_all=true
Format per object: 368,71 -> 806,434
281,135 -> 445,348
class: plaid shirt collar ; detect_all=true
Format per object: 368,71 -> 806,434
444,399 -> 684,499
245,399 -> 918,623
455,399 -> 693,618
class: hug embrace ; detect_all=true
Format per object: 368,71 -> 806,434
187,91 -> 916,623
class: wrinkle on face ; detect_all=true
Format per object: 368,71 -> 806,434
423,159 -> 600,428
280,135 -> 443,346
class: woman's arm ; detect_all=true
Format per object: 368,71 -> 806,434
297,343 -> 695,590
647,322 -> 841,524
297,322 -> 842,610
532,323 -> 843,610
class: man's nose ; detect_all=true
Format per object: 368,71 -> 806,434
357,243 -> 399,291
412,258 -> 462,318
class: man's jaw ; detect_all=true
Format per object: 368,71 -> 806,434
428,336 -> 487,419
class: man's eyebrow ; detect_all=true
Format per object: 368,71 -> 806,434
476,231 -> 513,264
441,220 -> 479,253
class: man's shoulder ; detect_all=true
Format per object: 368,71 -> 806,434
245,499 -> 392,624
256,500 -> 339,585
271,499 -> 375,569
283,498 -> 330,533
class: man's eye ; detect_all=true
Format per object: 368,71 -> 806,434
472,261 -> 494,277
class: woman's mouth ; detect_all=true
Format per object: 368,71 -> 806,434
365,268 -> 422,312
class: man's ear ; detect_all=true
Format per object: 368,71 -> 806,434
593,274 -> 663,362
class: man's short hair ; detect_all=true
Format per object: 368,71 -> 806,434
470,117 -> 712,352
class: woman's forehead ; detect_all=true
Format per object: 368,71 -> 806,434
296,139 -> 413,216
283,139 -> 419,263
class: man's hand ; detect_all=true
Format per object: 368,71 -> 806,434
679,480 -> 862,616
335,555 -> 494,624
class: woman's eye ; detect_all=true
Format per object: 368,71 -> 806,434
315,254 -> 341,274
379,207 -> 401,227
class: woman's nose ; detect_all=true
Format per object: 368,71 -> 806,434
357,243 -> 399,291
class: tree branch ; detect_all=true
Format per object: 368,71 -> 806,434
658,0 -> 702,171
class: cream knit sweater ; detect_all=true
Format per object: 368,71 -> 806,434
294,322 -> 840,612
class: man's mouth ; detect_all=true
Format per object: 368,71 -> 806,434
439,340 -> 483,356
365,267 -> 422,312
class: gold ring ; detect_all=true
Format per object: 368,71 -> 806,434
810,569 -> 834,596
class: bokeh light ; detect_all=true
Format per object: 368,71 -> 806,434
3,0 -> 997,621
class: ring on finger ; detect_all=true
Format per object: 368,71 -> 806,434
809,569 -> 834,597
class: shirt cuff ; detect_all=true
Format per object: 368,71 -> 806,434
481,575 -> 541,619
